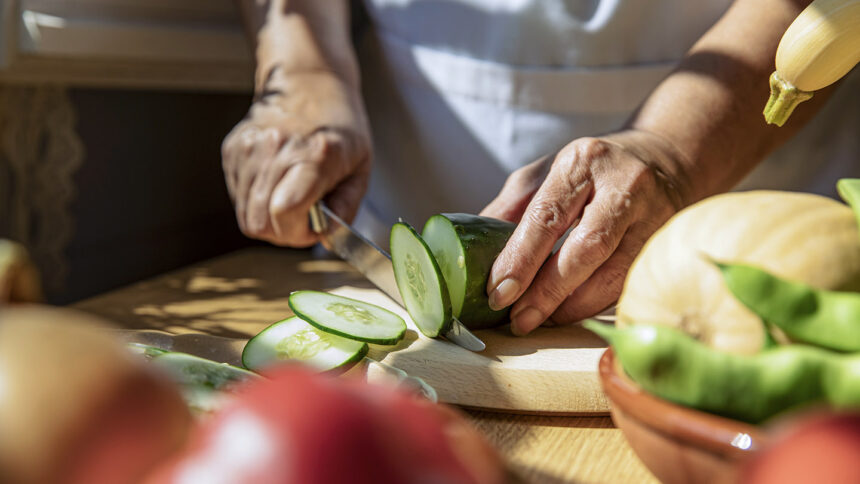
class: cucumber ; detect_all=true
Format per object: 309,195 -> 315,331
288,290 -> 406,345
151,351 -> 259,390
242,316 -> 368,372
150,351 -> 260,415
390,222 -> 453,338
422,213 -> 515,329
126,342 -> 168,359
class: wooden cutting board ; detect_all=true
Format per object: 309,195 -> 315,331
333,287 -> 610,415
75,248 -> 610,415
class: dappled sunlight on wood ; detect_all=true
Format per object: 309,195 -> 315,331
73,248 -> 368,338
132,293 -> 292,338
186,275 -> 261,293
297,259 -> 355,273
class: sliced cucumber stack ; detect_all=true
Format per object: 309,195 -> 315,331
422,213 -> 515,329
288,290 -> 407,345
391,222 -> 453,338
242,316 -> 368,372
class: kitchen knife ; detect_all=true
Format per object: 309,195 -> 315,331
309,202 -> 486,352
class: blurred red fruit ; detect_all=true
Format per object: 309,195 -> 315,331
147,365 -> 505,484
740,411 -> 860,484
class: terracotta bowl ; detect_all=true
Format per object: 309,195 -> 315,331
598,349 -> 768,484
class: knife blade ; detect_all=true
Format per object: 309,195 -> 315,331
310,202 -> 486,352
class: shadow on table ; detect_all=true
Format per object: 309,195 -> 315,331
73,247 -> 374,339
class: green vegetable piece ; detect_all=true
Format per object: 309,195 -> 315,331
823,355 -> 860,408
153,352 -> 259,390
242,316 -> 368,373
288,291 -> 407,345
391,222 -> 453,338
422,213 -> 515,329
126,342 -> 169,359
837,178 -> 860,229
717,262 -> 860,352
585,321 -> 830,423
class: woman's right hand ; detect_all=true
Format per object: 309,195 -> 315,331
222,72 -> 371,247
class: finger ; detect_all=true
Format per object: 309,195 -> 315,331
480,155 -> 551,223
486,155 -> 592,312
549,221 -> 656,324
325,168 -> 370,225
245,138 -> 294,238
268,161 -> 323,247
508,188 -> 636,336
221,126 -> 255,203
267,133 -> 353,246
234,129 -> 278,235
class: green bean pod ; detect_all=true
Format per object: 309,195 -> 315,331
837,178 -> 860,229
823,355 -> 860,408
717,262 -> 860,352
585,321 -> 852,424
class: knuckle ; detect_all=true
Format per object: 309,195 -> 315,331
533,279 -> 569,308
573,137 -> 611,160
571,229 -> 616,267
525,200 -> 569,236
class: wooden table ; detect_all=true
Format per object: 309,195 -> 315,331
73,247 -> 658,484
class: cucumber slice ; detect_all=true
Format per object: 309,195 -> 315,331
141,351 -> 259,416
126,342 -> 168,359
242,316 -> 368,372
422,213 -> 515,329
390,222 -> 453,338
151,352 -> 259,390
288,291 -> 407,345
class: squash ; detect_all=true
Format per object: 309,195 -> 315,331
617,191 -> 860,355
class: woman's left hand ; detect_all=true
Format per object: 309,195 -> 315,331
481,130 -> 691,335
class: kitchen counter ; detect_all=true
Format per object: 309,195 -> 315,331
73,246 -> 658,483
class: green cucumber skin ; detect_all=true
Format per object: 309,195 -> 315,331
424,214 -> 515,330
288,291 -> 406,345
391,222 -> 453,338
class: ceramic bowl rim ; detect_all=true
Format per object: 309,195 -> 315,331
598,348 -> 769,457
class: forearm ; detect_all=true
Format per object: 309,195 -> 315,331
627,0 -> 834,204
235,0 -> 360,94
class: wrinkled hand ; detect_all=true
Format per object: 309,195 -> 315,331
222,73 -> 371,247
481,130 -> 689,335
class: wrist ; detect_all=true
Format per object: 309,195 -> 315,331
602,129 -> 696,211
249,70 -> 370,143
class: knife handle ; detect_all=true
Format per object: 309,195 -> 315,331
309,202 -> 328,234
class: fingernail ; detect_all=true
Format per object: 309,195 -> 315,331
511,307 -> 543,336
489,278 -> 520,310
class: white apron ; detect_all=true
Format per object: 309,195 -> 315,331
354,0 -> 860,246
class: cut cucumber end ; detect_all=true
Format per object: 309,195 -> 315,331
391,222 -> 453,338
422,215 -> 468,317
242,316 -> 368,372
288,290 -> 406,345
422,213 -> 515,329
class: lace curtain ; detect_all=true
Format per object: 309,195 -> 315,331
0,85 -> 84,292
